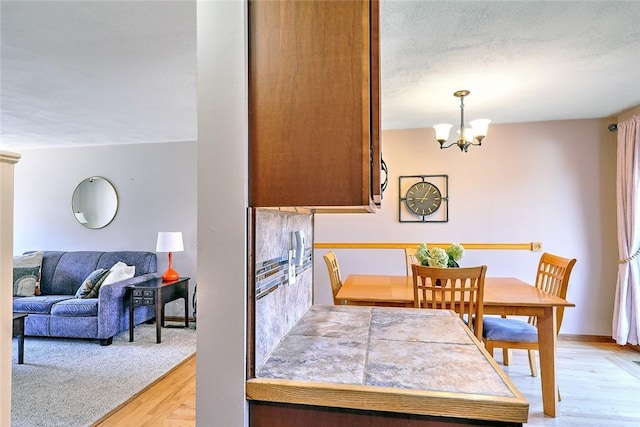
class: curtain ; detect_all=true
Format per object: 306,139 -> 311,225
613,115 -> 640,345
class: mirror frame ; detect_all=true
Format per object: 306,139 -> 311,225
71,176 -> 119,229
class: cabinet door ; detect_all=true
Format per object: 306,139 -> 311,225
370,0 -> 382,206
249,0 -> 379,213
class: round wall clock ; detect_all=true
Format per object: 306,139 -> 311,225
405,181 -> 442,216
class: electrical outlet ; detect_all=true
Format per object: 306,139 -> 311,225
532,242 -> 542,251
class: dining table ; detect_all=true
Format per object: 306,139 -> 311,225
335,274 -> 575,418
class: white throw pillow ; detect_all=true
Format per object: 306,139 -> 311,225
101,263 -> 136,286
109,261 -> 128,271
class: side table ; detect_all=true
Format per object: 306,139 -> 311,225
13,313 -> 27,364
128,277 -> 190,343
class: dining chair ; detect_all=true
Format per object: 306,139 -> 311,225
404,247 -> 420,276
411,264 -> 487,340
323,251 -> 345,305
482,252 -> 577,380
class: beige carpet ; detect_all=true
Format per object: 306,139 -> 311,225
11,322 -> 196,427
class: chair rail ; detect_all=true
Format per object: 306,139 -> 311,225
313,242 -> 542,251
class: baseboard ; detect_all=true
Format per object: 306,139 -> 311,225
559,334 -> 640,353
558,334 -> 615,343
165,315 -> 196,323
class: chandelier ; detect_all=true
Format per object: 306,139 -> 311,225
433,90 -> 490,152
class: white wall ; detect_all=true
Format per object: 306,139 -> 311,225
13,141 -> 198,317
196,0 -> 248,425
314,118 -> 618,337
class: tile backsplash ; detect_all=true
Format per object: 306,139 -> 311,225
253,208 -> 313,368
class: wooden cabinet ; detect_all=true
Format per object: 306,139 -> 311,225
248,0 -> 381,213
249,402 -> 523,427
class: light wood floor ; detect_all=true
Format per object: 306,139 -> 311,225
93,354 -> 196,427
93,341 -> 640,426
502,340 -> 640,426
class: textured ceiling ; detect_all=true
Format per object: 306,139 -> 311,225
1,1 -> 639,149
1,1 -> 197,149
381,1 -> 640,130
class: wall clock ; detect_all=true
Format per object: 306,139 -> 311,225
398,175 -> 449,223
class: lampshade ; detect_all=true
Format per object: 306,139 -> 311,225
433,123 -> 453,142
156,232 -> 184,253
156,232 -> 184,282
470,119 -> 491,139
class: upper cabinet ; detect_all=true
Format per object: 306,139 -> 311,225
248,0 -> 381,213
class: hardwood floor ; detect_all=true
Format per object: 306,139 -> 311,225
93,354 -> 196,427
498,341 -> 640,426
93,342 -> 640,426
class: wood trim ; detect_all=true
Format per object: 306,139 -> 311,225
546,334 -> 640,349
165,316 -> 196,323
553,334 -> 640,352
370,0 -> 381,206
247,208 -> 257,379
0,150 -> 21,164
259,207 -> 314,215
312,206 -> 376,214
557,334 -> 615,343
246,378 -> 528,424
360,0 -> 371,206
313,242 -> 541,251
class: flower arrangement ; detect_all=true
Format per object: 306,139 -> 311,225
415,243 -> 465,268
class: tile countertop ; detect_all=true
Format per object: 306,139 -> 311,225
246,305 -> 529,424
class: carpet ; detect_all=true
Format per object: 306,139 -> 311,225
11,322 -> 196,427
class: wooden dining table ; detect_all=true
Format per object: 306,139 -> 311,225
335,274 -> 575,418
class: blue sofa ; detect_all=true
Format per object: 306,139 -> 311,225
12,251 -> 159,345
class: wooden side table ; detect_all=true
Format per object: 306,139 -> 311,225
13,313 -> 27,364
128,277 -> 190,343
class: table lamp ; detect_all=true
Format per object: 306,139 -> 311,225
156,231 -> 184,282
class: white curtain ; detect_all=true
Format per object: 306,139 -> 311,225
613,115 -> 640,345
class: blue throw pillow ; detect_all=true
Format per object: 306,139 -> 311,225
75,268 -> 110,299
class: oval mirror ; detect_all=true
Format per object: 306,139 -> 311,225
71,177 -> 119,229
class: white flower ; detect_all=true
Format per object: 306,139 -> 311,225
415,243 -> 465,268
447,243 -> 465,262
416,243 -> 430,266
428,247 -> 449,268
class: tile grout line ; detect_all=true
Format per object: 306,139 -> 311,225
361,308 -> 374,385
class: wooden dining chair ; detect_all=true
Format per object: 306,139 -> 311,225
411,264 -> 487,340
323,251 -> 345,305
404,247 -> 420,276
482,252 -> 577,379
